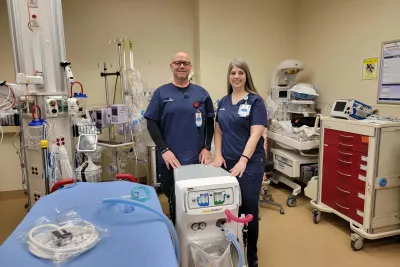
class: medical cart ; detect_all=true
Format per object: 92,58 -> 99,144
311,117 -> 400,250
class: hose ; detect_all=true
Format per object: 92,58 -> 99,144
28,222 -> 100,261
102,198 -> 180,264
131,185 -> 151,202
225,229 -> 243,267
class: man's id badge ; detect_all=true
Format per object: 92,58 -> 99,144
195,111 -> 202,127
238,104 -> 251,117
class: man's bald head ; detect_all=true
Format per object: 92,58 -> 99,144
170,52 -> 192,85
171,52 -> 190,63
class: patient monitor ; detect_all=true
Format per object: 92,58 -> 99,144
331,99 -> 373,120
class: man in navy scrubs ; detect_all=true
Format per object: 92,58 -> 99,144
144,52 -> 215,221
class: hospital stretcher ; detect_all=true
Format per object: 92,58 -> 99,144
0,181 -> 178,267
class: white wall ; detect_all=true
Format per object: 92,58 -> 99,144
296,0 -> 400,116
197,0 -> 298,101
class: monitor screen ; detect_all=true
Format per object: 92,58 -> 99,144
278,91 -> 288,98
112,107 -> 118,116
334,101 -> 347,112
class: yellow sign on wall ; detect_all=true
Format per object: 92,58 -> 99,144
362,57 -> 378,80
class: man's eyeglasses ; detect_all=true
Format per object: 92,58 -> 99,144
172,61 -> 191,67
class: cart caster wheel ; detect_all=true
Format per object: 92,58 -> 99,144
351,239 -> 364,251
280,208 -> 285,214
286,196 -> 297,207
24,204 -> 29,209
313,210 -> 321,224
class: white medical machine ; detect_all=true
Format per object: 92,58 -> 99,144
91,108 -> 111,128
110,104 -> 129,124
174,164 -> 250,267
330,99 -> 373,120
271,60 -> 305,121
268,60 -> 320,207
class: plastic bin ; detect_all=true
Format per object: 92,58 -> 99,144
190,238 -> 233,267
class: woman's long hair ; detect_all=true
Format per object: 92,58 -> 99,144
227,58 -> 258,95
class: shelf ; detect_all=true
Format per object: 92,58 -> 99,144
1,126 -> 18,133
268,131 -> 320,151
288,110 -> 316,114
290,100 -> 315,105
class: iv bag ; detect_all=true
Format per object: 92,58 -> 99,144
59,146 -> 76,180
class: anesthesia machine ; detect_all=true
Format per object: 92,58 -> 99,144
175,164 -> 253,267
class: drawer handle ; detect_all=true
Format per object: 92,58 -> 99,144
338,150 -> 353,156
336,186 -> 350,194
335,202 -> 350,210
339,143 -> 353,147
338,159 -> 352,164
337,171 -> 351,177
339,134 -> 354,138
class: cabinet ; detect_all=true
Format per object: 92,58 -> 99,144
311,117 -> 400,251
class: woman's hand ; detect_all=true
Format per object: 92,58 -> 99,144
230,157 -> 247,178
213,154 -> 227,169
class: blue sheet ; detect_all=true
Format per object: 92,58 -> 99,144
0,181 -> 178,267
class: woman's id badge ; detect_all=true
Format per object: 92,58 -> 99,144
195,111 -> 202,127
238,104 -> 251,117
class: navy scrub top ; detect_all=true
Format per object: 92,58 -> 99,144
144,83 -> 214,166
216,93 -> 267,167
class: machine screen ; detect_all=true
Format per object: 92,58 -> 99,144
112,108 -> 118,116
334,101 -> 346,112
278,91 -> 288,98
96,111 -> 102,119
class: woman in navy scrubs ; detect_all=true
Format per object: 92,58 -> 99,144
213,59 -> 267,267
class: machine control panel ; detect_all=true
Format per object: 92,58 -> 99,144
187,187 -> 234,210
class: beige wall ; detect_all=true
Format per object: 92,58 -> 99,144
197,0 -> 298,101
0,0 -> 23,192
2,0 -> 400,191
296,0 -> 400,116
62,0 -> 196,107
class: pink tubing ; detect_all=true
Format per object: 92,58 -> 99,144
225,209 -> 253,224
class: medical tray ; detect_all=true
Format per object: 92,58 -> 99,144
271,148 -> 318,178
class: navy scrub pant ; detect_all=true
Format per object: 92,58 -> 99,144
224,160 -> 263,267
156,164 -> 176,224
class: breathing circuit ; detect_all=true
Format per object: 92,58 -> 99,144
27,220 -> 101,262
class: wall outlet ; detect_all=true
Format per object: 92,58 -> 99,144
30,165 -> 39,176
30,12 -> 39,27
33,191 -> 42,202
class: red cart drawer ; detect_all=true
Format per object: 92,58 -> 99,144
324,129 -> 369,154
322,144 -> 367,190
